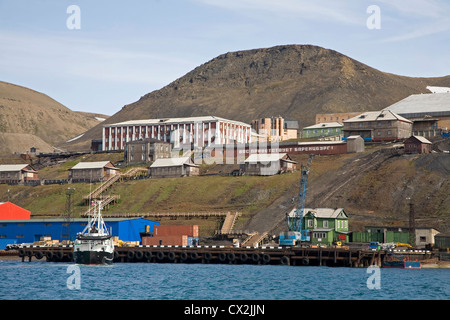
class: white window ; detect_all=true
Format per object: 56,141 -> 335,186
323,220 -> 328,228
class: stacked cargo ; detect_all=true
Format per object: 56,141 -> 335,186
142,225 -> 199,246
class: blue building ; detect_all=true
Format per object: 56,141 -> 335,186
0,218 -> 159,249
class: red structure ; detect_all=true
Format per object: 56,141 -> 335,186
404,136 -> 432,154
0,202 -> 31,220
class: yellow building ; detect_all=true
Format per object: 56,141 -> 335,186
250,116 -> 298,142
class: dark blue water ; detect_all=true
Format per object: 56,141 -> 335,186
0,260 -> 448,300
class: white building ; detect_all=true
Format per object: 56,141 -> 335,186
102,116 -> 252,151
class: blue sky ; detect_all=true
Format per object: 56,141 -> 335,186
1,0 -> 449,116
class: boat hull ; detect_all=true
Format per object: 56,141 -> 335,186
74,250 -> 114,265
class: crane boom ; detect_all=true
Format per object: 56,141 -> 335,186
290,154 -> 314,232
280,154 -> 314,246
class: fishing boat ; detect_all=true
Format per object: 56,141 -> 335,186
382,251 -> 421,269
74,200 -> 114,264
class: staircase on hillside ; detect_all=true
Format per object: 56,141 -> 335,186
81,195 -> 120,217
220,212 -> 240,234
241,232 -> 268,247
82,167 -> 147,215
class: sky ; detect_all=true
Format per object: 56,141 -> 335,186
0,0 -> 449,116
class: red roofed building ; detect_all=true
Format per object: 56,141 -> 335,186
0,202 -> 31,220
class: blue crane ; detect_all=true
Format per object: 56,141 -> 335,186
279,154 -> 314,246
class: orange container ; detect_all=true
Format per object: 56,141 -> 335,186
154,225 -> 198,237
142,235 -> 188,246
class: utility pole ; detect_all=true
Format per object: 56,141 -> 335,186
407,197 -> 415,248
62,187 -> 75,242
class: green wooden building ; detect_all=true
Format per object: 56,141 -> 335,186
302,122 -> 344,139
303,208 -> 349,245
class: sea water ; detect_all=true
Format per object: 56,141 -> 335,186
0,260 -> 448,300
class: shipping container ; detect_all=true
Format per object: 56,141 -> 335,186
386,231 -> 410,243
142,235 -> 188,246
435,233 -> 450,250
154,225 -> 198,237
350,231 -> 409,243
350,232 -> 383,243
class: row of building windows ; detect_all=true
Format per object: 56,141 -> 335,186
306,220 -> 348,228
348,121 -> 393,128
311,128 -> 341,134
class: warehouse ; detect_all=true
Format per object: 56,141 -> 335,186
0,202 -> 30,220
434,233 -> 450,250
383,92 -> 450,134
353,226 -> 440,249
0,217 -> 159,248
343,110 -> 413,142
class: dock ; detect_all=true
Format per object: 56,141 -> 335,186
13,244 -> 433,267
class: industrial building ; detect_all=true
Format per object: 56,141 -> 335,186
343,110 -> 413,142
0,217 -> 159,249
383,92 -> 450,136
356,226 -> 440,249
102,116 -> 252,151
0,202 -> 30,220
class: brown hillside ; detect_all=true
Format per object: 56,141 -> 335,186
65,44 -> 450,151
242,145 -> 450,236
0,81 -> 108,154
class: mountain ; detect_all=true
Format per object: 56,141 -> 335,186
0,81 -> 109,154
65,44 -> 450,150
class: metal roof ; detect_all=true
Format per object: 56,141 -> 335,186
303,122 -> 343,130
287,208 -> 347,218
150,157 -> 198,168
70,161 -> 117,170
383,93 -> 450,116
407,136 -> 432,144
0,164 -> 36,172
244,153 -> 288,163
106,116 -> 251,128
344,110 -> 412,123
